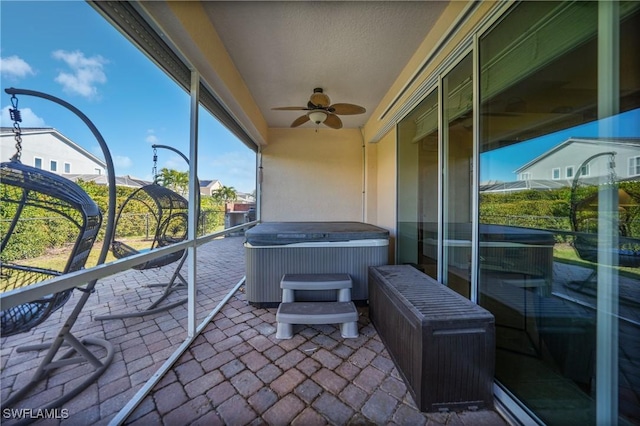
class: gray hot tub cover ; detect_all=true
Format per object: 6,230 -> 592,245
245,222 -> 389,246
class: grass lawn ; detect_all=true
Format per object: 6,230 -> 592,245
553,242 -> 640,280
17,239 -> 152,271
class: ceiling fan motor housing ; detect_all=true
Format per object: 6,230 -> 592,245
310,88 -> 330,108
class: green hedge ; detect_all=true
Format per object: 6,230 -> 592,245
1,181 -> 226,263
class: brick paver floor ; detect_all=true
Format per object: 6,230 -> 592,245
1,236 -> 246,425
127,289 -> 507,426
1,235 -> 508,425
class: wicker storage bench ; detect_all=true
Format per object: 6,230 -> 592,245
368,265 -> 495,412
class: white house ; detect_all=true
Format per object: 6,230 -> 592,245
514,137 -> 640,182
1,127 -> 106,175
199,179 -> 222,196
235,192 -> 255,204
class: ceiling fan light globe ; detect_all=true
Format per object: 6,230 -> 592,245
308,111 -> 327,124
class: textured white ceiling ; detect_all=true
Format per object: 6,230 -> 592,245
201,1 -> 448,129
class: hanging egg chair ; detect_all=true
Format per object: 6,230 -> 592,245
1,162 -> 102,335
95,145 -> 194,320
568,151 -> 640,289
110,183 -> 189,269
1,87 -> 116,411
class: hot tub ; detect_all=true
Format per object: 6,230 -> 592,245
244,222 -> 389,307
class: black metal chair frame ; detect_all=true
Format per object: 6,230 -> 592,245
1,163 -> 101,335
95,146 -> 196,320
0,88 -> 117,416
567,151 -> 640,292
96,185 -> 189,319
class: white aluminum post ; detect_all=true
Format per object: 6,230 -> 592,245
437,74 -> 445,284
470,34 -> 480,304
596,1 -> 619,423
257,148 -> 262,221
188,71 -> 200,337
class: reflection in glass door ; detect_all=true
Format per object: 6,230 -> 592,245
396,0 -> 639,423
478,1 -> 640,424
397,90 -> 439,279
443,53 -> 473,298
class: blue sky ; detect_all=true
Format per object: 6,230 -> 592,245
480,108 -> 640,182
0,1 -> 256,193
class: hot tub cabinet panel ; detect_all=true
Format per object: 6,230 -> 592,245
420,223 -> 555,295
369,265 -> 495,413
245,222 -> 389,306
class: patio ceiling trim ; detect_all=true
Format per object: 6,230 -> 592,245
369,1 -> 511,143
87,1 -> 259,153
377,0 -> 479,123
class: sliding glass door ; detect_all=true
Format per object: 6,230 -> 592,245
443,53 -> 473,298
397,1 -> 639,423
397,90 -> 439,279
396,51 -> 474,300
478,2 -> 640,424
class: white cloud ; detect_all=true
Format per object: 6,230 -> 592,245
52,50 -> 108,99
1,105 -> 46,127
145,134 -> 159,144
0,55 -> 35,79
162,154 -> 188,171
114,155 -> 133,169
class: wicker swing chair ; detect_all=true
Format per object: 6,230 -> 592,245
568,151 -> 640,291
0,162 -> 102,335
110,183 -> 189,269
0,88 -> 116,414
95,146 -> 193,320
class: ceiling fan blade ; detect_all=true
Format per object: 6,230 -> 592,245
324,114 -> 342,129
273,106 -> 310,111
291,115 -> 310,127
330,103 -> 366,115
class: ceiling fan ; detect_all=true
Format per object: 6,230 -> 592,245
272,88 -> 366,129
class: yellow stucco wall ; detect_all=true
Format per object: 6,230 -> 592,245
364,138 -> 378,225
261,128 -> 364,222
373,128 -> 397,264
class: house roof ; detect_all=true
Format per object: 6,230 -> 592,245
200,179 -> 220,188
480,176 -> 607,193
1,126 -> 107,168
514,137 -> 640,174
480,179 -> 570,193
66,174 -> 150,188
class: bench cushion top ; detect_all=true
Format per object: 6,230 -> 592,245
370,265 -> 494,322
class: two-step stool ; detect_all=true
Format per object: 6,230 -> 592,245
275,273 -> 359,339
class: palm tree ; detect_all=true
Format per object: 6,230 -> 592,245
211,185 -> 238,213
156,168 -> 189,196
